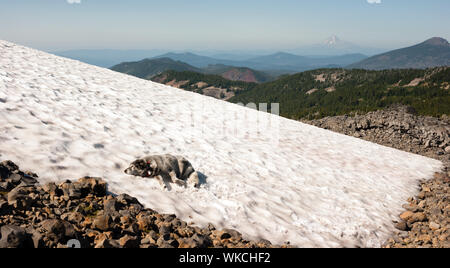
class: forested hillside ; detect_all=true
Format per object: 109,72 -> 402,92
229,67 -> 450,119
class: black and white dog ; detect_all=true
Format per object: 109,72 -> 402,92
124,154 -> 200,189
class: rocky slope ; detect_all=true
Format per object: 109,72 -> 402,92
305,105 -> 449,248
304,105 -> 449,166
384,172 -> 449,248
0,161 -> 284,248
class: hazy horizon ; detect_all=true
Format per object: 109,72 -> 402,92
0,0 -> 449,52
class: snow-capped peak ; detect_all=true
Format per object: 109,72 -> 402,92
324,35 -> 341,46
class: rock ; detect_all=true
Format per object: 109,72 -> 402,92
0,165 -> 10,180
66,212 -> 84,224
156,235 -> 178,248
59,181 -> 82,200
104,197 -> 118,214
43,183 -> 61,199
117,194 -> 139,206
429,222 -> 440,231
0,181 -> 11,191
0,200 -> 8,215
7,186 -> 32,209
19,175 -> 38,186
93,214 -> 112,231
0,225 -> 30,248
77,177 -> 107,197
394,221 -> 409,231
213,228 -> 242,241
136,214 -> 157,232
407,212 -> 427,225
402,203 -> 421,212
141,231 -> 158,245
8,173 -> 22,184
0,160 -> 19,173
159,224 -> 172,236
178,234 -> 211,248
95,238 -> 121,248
445,146 -> 450,153
40,219 -> 76,241
399,211 -> 414,221
29,229 -> 45,248
119,235 -> 140,248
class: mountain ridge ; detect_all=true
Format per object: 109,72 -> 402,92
111,58 -> 274,83
348,37 -> 450,70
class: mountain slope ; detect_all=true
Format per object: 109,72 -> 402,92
202,64 -> 274,83
348,37 -> 450,70
152,70 -> 257,100
0,40 -> 442,247
230,67 -> 450,119
111,57 -> 201,79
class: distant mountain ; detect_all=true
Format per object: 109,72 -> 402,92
52,49 -> 167,68
153,52 -> 235,68
291,35 -> 386,56
111,58 -> 273,83
247,52 -> 310,69
111,58 -> 201,79
348,37 -> 450,70
246,52 -> 367,70
154,51 -> 367,72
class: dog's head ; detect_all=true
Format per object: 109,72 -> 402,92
124,159 -> 159,178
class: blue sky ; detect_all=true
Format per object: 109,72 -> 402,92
0,0 -> 448,51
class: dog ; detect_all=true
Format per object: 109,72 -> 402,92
124,154 -> 200,189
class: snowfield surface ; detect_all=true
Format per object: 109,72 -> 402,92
0,40 -> 443,247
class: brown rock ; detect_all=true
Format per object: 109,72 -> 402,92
0,225 -> 30,248
429,222 -> 440,231
77,177 -> 107,197
93,214 -> 112,231
407,212 -> 427,224
399,211 -> 414,221
395,221 -> 409,231
95,238 -> 120,248
119,235 -> 140,248
40,219 -> 76,241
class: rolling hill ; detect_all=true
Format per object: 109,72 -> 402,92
110,57 -> 201,79
348,37 -> 450,70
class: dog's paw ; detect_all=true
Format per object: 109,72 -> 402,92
175,180 -> 187,188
